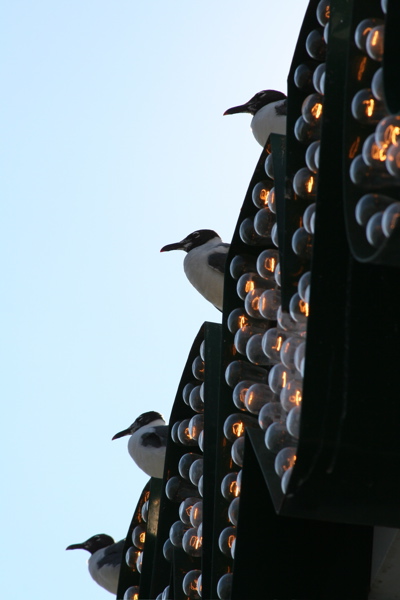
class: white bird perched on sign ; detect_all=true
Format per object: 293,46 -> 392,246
112,411 -> 167,478
160,229 -> 229,311
66,533 -> 123,595
224,89 -> 287,147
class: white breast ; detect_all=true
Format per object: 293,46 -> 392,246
88,550 -> 120,594
183,241 -> 225,310
251,101 -> 287,147
128,420 -> 167,478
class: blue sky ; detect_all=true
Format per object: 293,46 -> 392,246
1,1 -> 309,598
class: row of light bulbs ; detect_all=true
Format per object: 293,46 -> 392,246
350,1 -> 400,248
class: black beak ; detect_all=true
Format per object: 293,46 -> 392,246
160,240 -> 185,252
112,427 -> 132,440
223,103 -> 250,116
66,542 -> 85,551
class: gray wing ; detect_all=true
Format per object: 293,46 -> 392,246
275,99 -> 287,116
208,243 -> 229,274
97,539 -> 125,568
141,426 -> 168,448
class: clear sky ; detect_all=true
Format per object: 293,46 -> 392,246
1,1 -> 309,598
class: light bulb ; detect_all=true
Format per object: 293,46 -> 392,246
365,25 -> 384,61
183,570 -> 202,598
229,254 -> 257,280
178,453 -> 203,481
294,342 -> 306,373
237,272 -> 274,300
136,551 -> 143,574
382,202 -> 400,237
189,458 -> 204,486
232,379 -> 255,411
239,217 -> 270,246
268,363 -> 297,395
305,29 -> 327,61
256,249 -> 279,279
280,336 -> 305,370
246,332 -> 274,365
289,292 -> 309,324
163,538 -> 174,562
355,193 -> 394,225
287,405 -> 302,438
182,528 -> 202,558
274,446 -> 297,477
294,63 -> 314,92
366,211 -> 385,247
218,526 -> 237,557
271,222 -> 279,247
262,327 -> 288,361
223,413 -> 257,442
190,500 -> 203,527
254,208 -> 276,238
265,422 -> 295,453
169,520 -> 190,548
312,63 -> 326,95
274,262 -> 281,286
351,89 -> 387,124
189,386 -> 204,413
298,271 -> 311,302
179,497 -> 200,525
221,472 -> 240,500
371,67 -> 384,101
244,382 -> 275,414
281,466 -> 294,493
228,497 -> 240,526
280,378 -> 303,412
227,308 -> 260,334
123,586 -> 140,600
231,436 -> 245,466
386,144 -> 400,178
259,288 -> 282,320
302,93 -> 324,125
277,305 -> 306,333
141,500 -> 149,523
264,154 -> 274,179
316,0 -> 330,26
252,180 -> 274,209
224,360 -> 268,387
192,356 -> 205,381
258,401 -> 286,430
217,573 -> 233,600
361,133 -> 387,168
292,227 -> 314,259
165,476 -> 200,502
354,19 -> 383,53
244,287 -> 270,319
375,115 -> 400,150
198,429 -> 204,452
305,141 -> 320,173
294,115 -> 321,143
182,383 -> 196,405
234,325 -> 265,356
125,547 -> 141,571
177,419 -> 198,446
188,414 -> 204,441
131,524 -> 146,550
293,168 -> 318,200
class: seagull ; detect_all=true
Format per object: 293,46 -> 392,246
160,229 -> 229,311
66,533 -> 123,595
224,89 -> 287,147
112,411 -> 167,478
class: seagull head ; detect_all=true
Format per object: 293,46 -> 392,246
224,90 -> 287,116
66,534 -> 115,554
160,229 -> 221,253
112,411 -> 166,440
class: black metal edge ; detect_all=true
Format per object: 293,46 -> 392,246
139,478 -> 163,600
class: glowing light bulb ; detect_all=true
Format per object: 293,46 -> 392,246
361,133 -> 387,169
274,446 -> 297,477
256,249 -> 279,279
182,528 -> 202,558
224,360 -> 269,387
298,271 -> 311,302
259,288 -> 282,320
123,586 -> 140,600
232,379 -> 255,411
251,180 -> 274,209
221,472 -> 241,500
302,93 -> 324,125
366,25 -> 384,61
277,305 -> 306,333
293,167 -> 318,200
280,336 -> 305,370
223,413 -> 257,441
218,526 -> 237,557
382,202 -> 400,237
280,378 -> 303,412
244,287 -> 269,319
227,308 -> 257,334
190,500 -> 203,527
351,89 -> 387,124
354,18 -> 383,52
244,382 -> 275,414
236,272 -> 274,300
289,292 -> 310,324
183,570 -> 202,598
132,524 -> 146,550
316,0 -> 330,26
188,414 -> 204,441
125,547 -> 141,571
169,520 -> 190,547
192,356 -> 205,381
268,363 -> 297,395
177,418 -> 198,446
375,115 -> 400,150
386,144 -> 400,178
